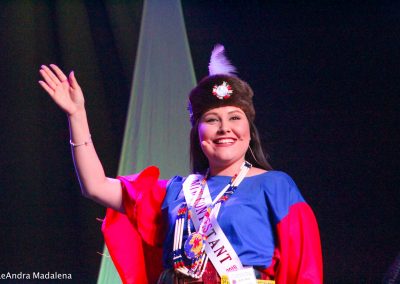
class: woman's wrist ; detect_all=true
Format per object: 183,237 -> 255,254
67,107 -> 87,120
68,108 -> 91,141
70,135 -> 92,148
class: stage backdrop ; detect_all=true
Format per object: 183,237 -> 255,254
97,0 -> 195,282
0,1 -> 398,283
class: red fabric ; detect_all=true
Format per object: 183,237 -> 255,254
103,168 -> 322,283
102,166 -> 167,284
270,202 -> 323,283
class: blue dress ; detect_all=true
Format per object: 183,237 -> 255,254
103,166 -> 322,283
161,171 -> 305,270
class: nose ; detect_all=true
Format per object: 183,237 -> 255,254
217,120 -> 231,134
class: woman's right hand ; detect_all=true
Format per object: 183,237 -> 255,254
39,64 -> 124,212
39,64 -> 85,116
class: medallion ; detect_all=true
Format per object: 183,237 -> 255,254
184,232 -> 205,259
212,81 -> 233,100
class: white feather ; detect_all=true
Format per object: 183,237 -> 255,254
208,44 -> 237,76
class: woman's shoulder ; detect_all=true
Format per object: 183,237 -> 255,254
166,175 -> 185,188
256,171 -> 307,224
248,170 -> 302,198
247,168 -> 295,184
160,176 -> 183,209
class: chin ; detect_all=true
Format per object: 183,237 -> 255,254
210,155 -> 245,168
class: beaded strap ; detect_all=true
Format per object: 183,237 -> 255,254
172,161 -> 252,279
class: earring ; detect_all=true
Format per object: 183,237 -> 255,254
248,145 -> 260,165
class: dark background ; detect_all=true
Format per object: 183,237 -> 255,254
0,1 -> 399,283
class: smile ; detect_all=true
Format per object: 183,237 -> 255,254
213,138 -> 236,144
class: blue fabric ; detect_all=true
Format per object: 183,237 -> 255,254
161,171 -> 305,269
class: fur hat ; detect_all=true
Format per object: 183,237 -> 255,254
188,45 -> 255,126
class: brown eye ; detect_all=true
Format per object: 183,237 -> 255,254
205,117 -> 218,123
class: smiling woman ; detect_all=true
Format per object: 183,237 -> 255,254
39,44 -> 322,283
188,70 -> 273,178
198,106 -> 251,176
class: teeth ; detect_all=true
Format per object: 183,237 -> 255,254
215,139 -> 235,144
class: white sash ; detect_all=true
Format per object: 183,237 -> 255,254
182,175 -> 243,276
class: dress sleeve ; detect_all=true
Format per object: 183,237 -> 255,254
262,172 -> 323,283
275,202 -> 323,284
101,166 -> 168,284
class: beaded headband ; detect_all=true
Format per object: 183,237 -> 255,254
188,44 -> 255,126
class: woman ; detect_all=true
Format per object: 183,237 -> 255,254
39,45 -> 323,283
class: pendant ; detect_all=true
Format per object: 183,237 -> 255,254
184,232 -> 205,259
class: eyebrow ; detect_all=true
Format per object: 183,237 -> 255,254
228,110 -> 244,115
204,110 -> 244,116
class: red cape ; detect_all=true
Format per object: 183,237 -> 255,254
102,166 -> 167,284
102,166 -> 323,283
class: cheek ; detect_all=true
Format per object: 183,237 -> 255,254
239,123 -> 251,140
197,123 -> 212,141
197,124 -> 205,141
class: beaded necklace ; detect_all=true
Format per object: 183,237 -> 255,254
172,161 -> 252,279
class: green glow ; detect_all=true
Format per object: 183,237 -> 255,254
97,0 -> 196,282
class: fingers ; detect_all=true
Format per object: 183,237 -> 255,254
39,68 -> 57,90
40,65 -> 62,85
49,64 -> 68,82
39,64 -> 72,92
38,80 -> 54,95
69,71 -> 80,89
39,64 -> 70,86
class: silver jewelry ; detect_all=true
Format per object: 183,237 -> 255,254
70,135 -> 92,147
248,145 -> 260,165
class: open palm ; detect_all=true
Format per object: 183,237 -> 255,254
39,64 -> 85,116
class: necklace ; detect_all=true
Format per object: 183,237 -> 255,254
172,161 -> 252,279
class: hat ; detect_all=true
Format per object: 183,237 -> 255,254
188,45 -> 255,126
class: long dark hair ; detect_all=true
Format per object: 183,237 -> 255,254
188,74 -> 272,174
190,119 -> 272,174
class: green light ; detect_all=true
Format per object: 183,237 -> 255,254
97,0 -> 196,282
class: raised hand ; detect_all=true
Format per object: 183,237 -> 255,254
39,64 -> 85,116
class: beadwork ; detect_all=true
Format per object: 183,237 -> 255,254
172,161 -> 252,279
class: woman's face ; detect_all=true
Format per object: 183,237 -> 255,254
198,106 -> 251,170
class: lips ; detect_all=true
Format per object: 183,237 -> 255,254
213,138 -> 236,144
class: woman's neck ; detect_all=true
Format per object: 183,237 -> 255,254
208,160 -> 267,177
208,159 -> 245,176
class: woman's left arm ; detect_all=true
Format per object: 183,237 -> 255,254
275,202 -> 323,284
